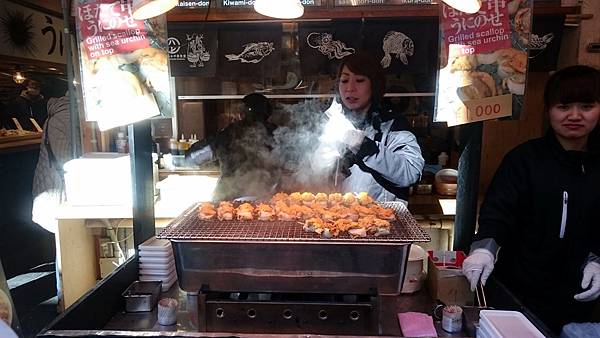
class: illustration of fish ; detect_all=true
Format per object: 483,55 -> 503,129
380,31 -> 414,68
225,42 -> 274,64
306,32 -> 355,60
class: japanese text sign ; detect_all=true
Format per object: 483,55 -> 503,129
434,0 -> 533,126
441,0 -> 511,55
77,0 -> 149,59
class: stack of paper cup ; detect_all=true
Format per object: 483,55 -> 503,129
157,298 -> 178,326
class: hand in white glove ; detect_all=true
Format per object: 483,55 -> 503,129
462,249 -> 495,291
342,130 -> 365,153
574,261 -> 600,302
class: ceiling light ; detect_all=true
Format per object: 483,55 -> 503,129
254,0 -> 304,19
132,0 -> 179,20
441,0 -> 482,14
13,71 -> 25,84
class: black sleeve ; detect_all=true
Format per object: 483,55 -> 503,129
475,149 -> 528,247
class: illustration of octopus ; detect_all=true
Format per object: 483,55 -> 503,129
380,31 -> 414,68
529,33 -> 554,50
306,32 -> 355,60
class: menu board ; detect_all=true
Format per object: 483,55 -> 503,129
75,0 -> 172,131
335,0 -> 432,6
221,0 -> 323,8
177,0 -> 210,8
434,0 -> 533,126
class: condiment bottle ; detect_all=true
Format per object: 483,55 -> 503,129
169,138 -> 180,155
438,152 -> 449,167
178,134 -> 189,154
116,132 -> 128,153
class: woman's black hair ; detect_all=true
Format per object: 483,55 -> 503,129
543,65 -> 600,111
335,52 -> 386,109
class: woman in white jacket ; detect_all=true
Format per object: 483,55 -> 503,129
325,53 -> 424,203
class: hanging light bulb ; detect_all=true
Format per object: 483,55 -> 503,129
132,0 -> 179,20
254,0 -> 304,19
13,71 -> 26,84
441,0 -> 482,14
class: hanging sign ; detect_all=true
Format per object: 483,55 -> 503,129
177,0 -> 211,8
335,0 -> 432,6
220,0 -> 322,8
167,22 -> 218,77
75,0 -> 173,131
434,0 -> 533,126
0,1 -> 65,64
78,0 -> 149,59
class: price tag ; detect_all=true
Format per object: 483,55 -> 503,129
448,94 -> 512,126
30,118 -> 43,133
11,118 -> 23,131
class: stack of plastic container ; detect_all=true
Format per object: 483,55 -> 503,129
138,237 -> 177,292
477,310 -> 545,338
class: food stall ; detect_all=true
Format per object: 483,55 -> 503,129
37,0 -> 591,337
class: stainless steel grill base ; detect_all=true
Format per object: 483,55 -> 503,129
198,291 -> 379,335
172,241 -> 411,295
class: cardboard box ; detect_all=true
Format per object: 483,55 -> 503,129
426,251 -> 474,306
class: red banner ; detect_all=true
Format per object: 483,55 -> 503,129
77,0 -> 149,59
441,0 -> 511,55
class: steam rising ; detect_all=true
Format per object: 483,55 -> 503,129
213,98 -> 358,200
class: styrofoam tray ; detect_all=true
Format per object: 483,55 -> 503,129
138,237 -> 172,253
139,255 -> 174,264
138,249 -> 173,258
479,310 -> 545,338
139,261 -> 175,270
140,270 -> 177,292
139,265 -> 176,276
160,272 -> 178,292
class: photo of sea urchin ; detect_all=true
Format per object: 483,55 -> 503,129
0,7 -> 37,55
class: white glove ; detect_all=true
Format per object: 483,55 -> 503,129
462,248 -> 495,291
342,130 -> 365,153
574,261 -> 600,302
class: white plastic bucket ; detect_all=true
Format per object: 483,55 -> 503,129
402,244 -> 426,293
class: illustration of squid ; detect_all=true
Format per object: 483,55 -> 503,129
529,33 -> 554,50
380,31 -> 414,68
186,33 -> 210,68
306,32 -> 355,60
225,42 -> 274,63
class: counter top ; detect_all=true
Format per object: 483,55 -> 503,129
99,287 -> 467,337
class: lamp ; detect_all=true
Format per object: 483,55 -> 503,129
132,0 -> 179,20
254,0 -> 304,19
13,71 -> 25,84
441,0 -> 482,14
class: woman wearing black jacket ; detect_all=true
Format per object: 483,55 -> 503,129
462,65 -> 600,332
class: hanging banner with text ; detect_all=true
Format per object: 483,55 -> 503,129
335,0 -> 432,6
75,0 -> 172,131
220,0 -> 323,8
434,0 -> 533,126
0,1 -> 65,64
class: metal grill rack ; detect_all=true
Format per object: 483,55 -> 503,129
157,201 -> 430,244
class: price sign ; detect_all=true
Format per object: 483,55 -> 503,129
450,95 -> 512,126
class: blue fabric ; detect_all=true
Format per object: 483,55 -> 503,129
560,322 -> 600,338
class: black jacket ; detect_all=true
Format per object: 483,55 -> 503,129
473,130 -> 600,329
187,118 -> 279,201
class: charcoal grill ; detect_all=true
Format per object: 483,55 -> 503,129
157,201 -> 429,334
